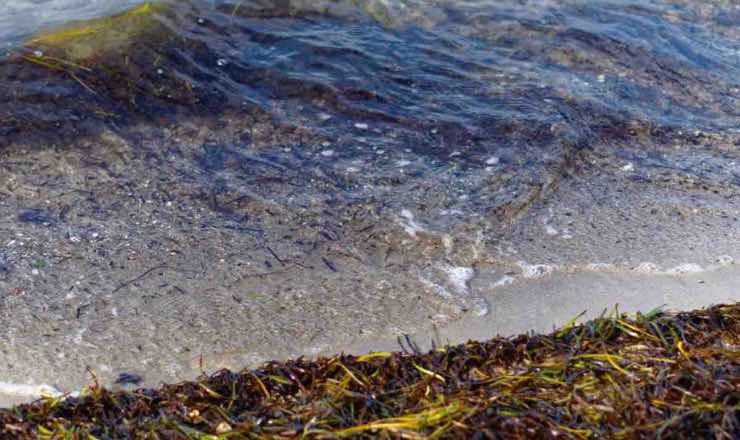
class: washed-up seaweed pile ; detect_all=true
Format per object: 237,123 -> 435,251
1,303 -> 737,439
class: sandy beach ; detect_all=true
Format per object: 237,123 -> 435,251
1,122 -> 737,407
2,263 -> 737,408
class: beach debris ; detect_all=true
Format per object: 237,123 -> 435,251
0,253 -> 10,279
114,373 -> 143,386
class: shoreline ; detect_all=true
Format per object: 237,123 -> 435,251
2,303 -> 737,437
2,264 -> 737,408
346,263 -> 740,356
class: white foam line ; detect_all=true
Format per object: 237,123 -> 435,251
664,263 -> 704,275
633,260 -> 735,276
632,262 -> 661,273
0,381 -> 62,399
485,254 -> 737,298
584,263 -> 616,272
591,260 -> 738,276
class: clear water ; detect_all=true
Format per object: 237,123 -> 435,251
3,0 -> 738,214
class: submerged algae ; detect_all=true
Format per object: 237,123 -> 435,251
26,2 -> 171,62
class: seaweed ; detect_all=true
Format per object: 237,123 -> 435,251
27,3 -> 170,56
1,303 -> 737,439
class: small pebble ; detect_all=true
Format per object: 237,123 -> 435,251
216,422 -> 232,434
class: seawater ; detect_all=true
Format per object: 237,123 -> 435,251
2,0 -> 737,222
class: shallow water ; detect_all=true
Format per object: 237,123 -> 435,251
0,0 -> 738,400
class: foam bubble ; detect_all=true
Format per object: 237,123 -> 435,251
443,265 -> 474,295
441,234 -> 454,255
518,261 -> 557,279
470,297 -> 490,316
715,255 -> 734,266
399,209 -> 425,238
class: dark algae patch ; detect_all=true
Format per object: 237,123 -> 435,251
1,303 -> 738,439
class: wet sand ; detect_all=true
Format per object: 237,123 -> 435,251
1,121 -> 738,407
347,265 -> 740,356
2,263 -> 738,408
